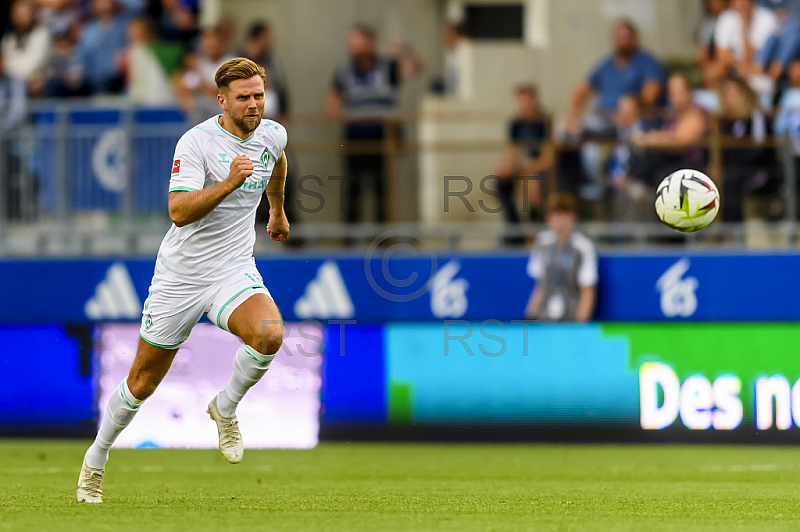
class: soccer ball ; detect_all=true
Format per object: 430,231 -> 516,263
655,169 -> 719,233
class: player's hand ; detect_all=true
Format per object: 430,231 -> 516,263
226,155 -> 253,189
267,211 -> 290,241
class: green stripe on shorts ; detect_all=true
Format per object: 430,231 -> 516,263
140,334 -> 183,350
216,285 -> 266,328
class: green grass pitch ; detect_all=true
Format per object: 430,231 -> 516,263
2,440 -> 800,531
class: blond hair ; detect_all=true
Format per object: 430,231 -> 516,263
214,57 -> 267,92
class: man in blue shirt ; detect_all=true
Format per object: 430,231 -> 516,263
567,19 -> 665,132
77,0 -> 133,94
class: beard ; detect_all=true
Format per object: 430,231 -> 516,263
229,107 -> 263,134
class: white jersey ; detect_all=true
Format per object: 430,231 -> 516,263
156,115 -> 288,284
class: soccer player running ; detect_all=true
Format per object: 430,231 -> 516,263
77,58 -> 290,503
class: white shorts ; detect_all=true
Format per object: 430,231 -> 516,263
139,263 -> 271,349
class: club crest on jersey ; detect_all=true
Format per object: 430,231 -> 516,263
218,152 -> 230,163
260,148 -> 270,168
171,159 -> 180,175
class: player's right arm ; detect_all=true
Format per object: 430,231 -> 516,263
168,155 -> 253,227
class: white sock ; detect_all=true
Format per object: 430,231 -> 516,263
216,344 -> 275,418
84,379 -> 143,469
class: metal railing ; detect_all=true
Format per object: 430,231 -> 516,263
0,102 -> 797,256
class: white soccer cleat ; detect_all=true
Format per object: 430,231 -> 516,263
76,459 -> 104,503
207,396 -> 244,464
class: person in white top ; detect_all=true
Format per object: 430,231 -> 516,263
713,0 -> 778,76
77,58 -> 290,504
1,0 -> 51,84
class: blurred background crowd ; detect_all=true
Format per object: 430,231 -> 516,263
0,0 -> 798,253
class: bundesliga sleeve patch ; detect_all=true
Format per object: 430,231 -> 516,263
171,159 -> 181,175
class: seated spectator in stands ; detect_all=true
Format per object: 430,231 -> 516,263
155,0 -> 197,47
2,0 -> 51,88
525,193 -> 597,323
606,94 -> 650,220
754,0 -> 800,83
567,19 -> 665,134
630,73 -> 708,186
35,0 -> 78,37
775,60 -> 800,148
239,20 -> 286,118
696,0 -> 729,75
495,84 -> 552,231
126,16 -> 175,104
38,25 -> 90,97
77,0 -> 135,94
718,76 -> 780,221
713,0 -> 778,78
173,27 -> 233,116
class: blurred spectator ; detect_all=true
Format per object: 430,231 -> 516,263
0,52 -> 28,220
1,0 -> 51,87
173,27 -> 233,116
38,25 -> 89,97
606,94 -> 650,220
35,0 -> 78,37
567,19 -> 665,134
696,0 -> 729,82
775,60 -> 800,214
430,21 -> 467,97
77,0 -> 134,94
216,15 -> 236,53
494,84 -> 552,234
755,0 -> 800,83
775,60 -> 800,145
126,16 -> 175,104
239,20 -> 288,117
324,25 -> 422,224
718,76 -> 780,221
154,0 -> 197,47
525,193 -> 597,322
713,0 -> 778,78
630,73 -> 709,187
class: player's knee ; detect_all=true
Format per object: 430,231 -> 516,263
244,322 -> 283,356
126,371 -> 158,400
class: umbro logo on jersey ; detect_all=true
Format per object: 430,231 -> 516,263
294,261 -> 354,319
171,159 -> 180,175
84,262 -> 142,320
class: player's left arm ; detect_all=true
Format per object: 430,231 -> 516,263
575,286 -> 596,323
266,152 -> 289,241
574,238 -> 598,323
